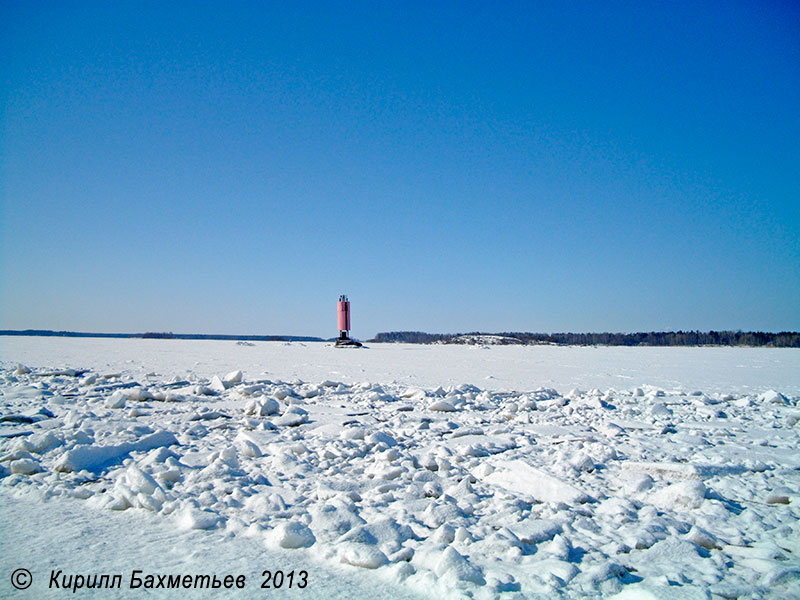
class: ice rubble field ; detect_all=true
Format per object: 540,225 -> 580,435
1,338 -> 799,599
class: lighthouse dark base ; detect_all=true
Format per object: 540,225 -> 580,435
335,332 -> 362,348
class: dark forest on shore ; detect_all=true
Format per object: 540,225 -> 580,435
370,330 -> 800,347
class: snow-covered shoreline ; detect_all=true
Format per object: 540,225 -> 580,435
1,340 -> 799,598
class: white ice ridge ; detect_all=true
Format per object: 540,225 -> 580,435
482,460 -> 590,504
54,431 -> 178,473
1,352 -> 799,600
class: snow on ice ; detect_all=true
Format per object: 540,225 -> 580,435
1,341 -> 799,599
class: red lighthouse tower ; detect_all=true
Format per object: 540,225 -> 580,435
335,295 -> 361,347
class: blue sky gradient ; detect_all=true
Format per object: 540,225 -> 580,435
2,1 -> 798,337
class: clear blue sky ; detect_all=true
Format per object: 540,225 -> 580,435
2,1 -> 798,338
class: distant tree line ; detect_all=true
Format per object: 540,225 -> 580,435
0,329 -> 138,339
0,330 -> 324,342
370,330 -> 800,347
